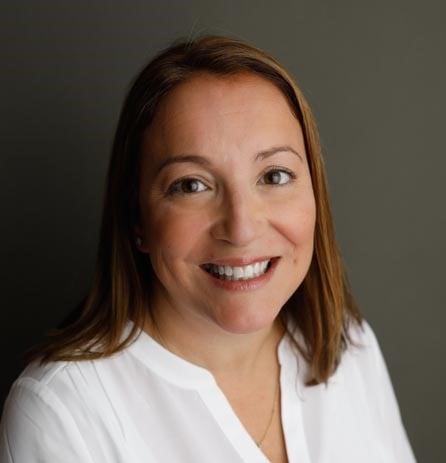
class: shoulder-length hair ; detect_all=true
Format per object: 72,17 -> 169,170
24,34 -> 364,386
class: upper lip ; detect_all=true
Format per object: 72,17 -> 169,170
201,256 -> 279,267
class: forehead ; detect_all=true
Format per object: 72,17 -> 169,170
142,72 -> 302,157
167,71 -> 290,108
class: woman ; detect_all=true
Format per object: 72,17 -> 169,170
0,35 -> 416,462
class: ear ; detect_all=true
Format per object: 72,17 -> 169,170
134,225 -> 148,253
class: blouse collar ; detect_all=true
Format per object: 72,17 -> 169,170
124,316 -> 305,395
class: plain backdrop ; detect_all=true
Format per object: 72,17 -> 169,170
1,1 -> 445,461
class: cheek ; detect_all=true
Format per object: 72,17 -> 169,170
268,193 -> 316,254
142,205 -> 206,260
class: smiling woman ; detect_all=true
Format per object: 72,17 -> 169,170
135,71 -> 317,340
0,35 -> 416,463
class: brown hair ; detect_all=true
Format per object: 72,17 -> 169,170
24,34 -> 364,386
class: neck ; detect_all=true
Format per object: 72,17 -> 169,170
143,296 -> 286,380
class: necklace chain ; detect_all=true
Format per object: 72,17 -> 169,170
256,372 -> 279,448
150,318 -> 280,449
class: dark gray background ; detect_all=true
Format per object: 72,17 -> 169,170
1,1 -> 444,461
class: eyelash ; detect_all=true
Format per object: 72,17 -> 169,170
166,167 -> 297,197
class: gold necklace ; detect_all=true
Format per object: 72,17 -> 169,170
256,372 -> 279,448
151,318 -> 280,449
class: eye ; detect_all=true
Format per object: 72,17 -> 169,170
167,177 -> 208,196
260,167 -> 296,186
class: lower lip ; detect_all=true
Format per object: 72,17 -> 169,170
200,257 -> 280,291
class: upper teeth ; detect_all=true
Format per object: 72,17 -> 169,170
204,259 -> 271,280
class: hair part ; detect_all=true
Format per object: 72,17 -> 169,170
24,34 -> 364,387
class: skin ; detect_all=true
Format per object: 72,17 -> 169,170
135,72 -> 316,379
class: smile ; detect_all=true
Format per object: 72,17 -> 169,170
199,257 -> 280,291
202,259 -> 272,281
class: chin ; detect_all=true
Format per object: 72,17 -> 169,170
215,308 -> 278,335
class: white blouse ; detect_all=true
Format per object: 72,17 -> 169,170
0,318 -> 417,462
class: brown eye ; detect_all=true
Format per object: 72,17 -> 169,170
262,168 -> 295,186
168,178 -> 208,196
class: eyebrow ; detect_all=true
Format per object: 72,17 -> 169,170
155,145 -> 303,175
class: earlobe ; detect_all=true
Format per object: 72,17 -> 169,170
135,235 -> 150,254
134,225 -> 146,251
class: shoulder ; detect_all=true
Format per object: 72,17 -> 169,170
2,350 -> 135,427
340,318 -> 386,378
334,317 -> 405,410
344,317 -> 387,371
342,319 -> 417,461
2,357 -> 104,428
345,317 -> 377,347
6,356 -> 106,406
0,360 -> 94,462
0,351 -> 134,462
3,347 -> 136,416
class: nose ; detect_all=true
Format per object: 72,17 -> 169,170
210,186 -> 265,246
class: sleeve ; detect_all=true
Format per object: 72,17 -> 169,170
0,377 -> 95,463
363,321 -> 418,463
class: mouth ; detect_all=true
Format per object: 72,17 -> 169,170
199,256 -> 280,282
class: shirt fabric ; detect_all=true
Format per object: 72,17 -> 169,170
0,317 -> 417,462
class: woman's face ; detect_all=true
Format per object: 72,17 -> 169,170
136,72 -> 316,335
